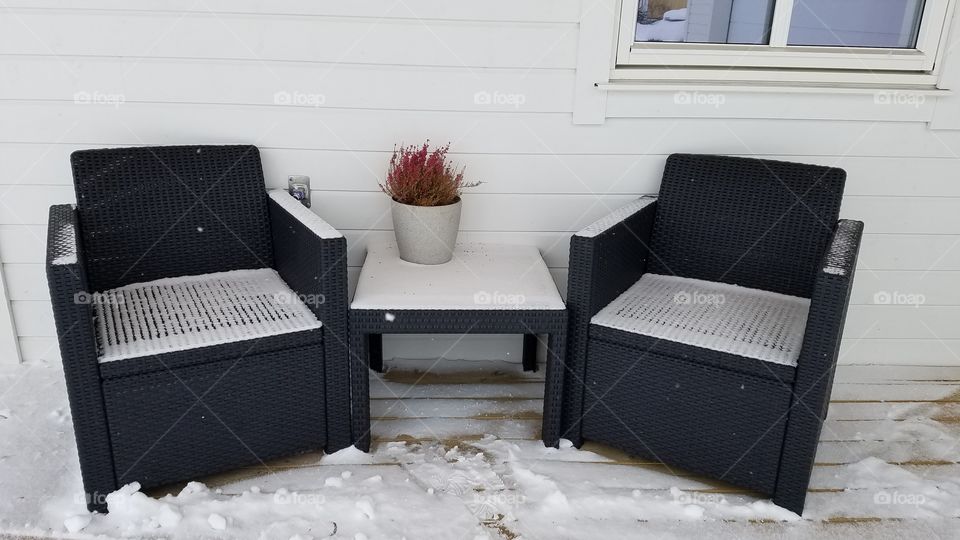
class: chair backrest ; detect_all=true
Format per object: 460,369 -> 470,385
71,145 -> 273,291
647,154 -> 845,298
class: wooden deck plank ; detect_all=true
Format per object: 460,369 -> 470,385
369,397 -> 960,424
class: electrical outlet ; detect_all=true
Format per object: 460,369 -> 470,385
288,175 -> 311,208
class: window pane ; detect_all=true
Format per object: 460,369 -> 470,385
634,0 -> 775,44
788,0 -> 925,48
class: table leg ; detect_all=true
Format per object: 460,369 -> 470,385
349,323 -> 372,452
522,334 -> 539,372
369,334 -> 384,373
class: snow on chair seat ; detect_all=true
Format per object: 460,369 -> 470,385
591,273 -> 810,367
93,268 -> 322,363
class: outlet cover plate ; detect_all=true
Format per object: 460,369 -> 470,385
288,175 -> 311,207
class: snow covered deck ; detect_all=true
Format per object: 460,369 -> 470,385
0,361 -> 958,539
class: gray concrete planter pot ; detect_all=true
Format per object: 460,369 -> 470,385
390,198 -> 462,264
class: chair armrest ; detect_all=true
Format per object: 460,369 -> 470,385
775,219 -> 864,512
560,197 -> 658,444
45,204 -> 117,511
267,190 -> 353,450
46,204 -> 98,364
267,190 -> 347,324
569,196 -> 658,319
797,219 -> 864,385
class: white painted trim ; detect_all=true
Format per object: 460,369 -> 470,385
623,44 -> 938,72
572,0 -> 619,124
768,0 -> 795,47
608,68 -> 941,87
0,263 -> 23,365
597,82 -> 951,95
931,0 -> 960,128
603,88 -> 941,123
615,0 -> 637,64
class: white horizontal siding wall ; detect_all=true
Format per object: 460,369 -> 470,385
0,0 -> 958,366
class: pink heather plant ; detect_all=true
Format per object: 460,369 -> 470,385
381,141 -> 478,207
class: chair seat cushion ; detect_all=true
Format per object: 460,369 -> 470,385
591,273 -> 810,367
94,268 -> 322,362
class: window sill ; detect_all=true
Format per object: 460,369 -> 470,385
596,78 -> 948,123
607,66 -> 945,89
597,81 -> 950,97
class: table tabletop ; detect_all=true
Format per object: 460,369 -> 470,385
350,239 -> 566,311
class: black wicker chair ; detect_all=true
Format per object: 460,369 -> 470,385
557,154 -> 863,515
46,145 -> 351,512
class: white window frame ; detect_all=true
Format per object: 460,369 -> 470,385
615,0 -> 955,79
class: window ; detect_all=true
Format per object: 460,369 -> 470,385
616,0 -> 953,75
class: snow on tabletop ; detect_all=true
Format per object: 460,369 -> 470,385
268,189 -> 342,239
50,215 -> 78,266
1,366 -> 960,539
592,273 -> 810,366
574,196 -> 657,238
350,239 -> 565,311
95,268 -> 321,363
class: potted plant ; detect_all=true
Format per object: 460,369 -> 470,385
380,141 -> 478,264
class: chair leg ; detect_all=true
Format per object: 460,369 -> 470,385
772,480 -> 807,516
321,316 -> 355,453
558,337 -> 585,448
82,472 -> 117,513
772,404 -> 821,517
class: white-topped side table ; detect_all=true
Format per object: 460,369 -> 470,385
349,239 -> 568,451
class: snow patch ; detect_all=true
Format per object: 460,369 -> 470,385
592,273 -> 809,366
207,512 -> 226,531
269,190 -> 342,239
50,218 -> 78,266
95,268 -> 322,362
0,365 -> 957,539
321,445 -> 375,465
62,513 -> 90,533
575,196 -> 657,238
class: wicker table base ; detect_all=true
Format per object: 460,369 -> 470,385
348,240 -> 568,452
349,309 -> 567,452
